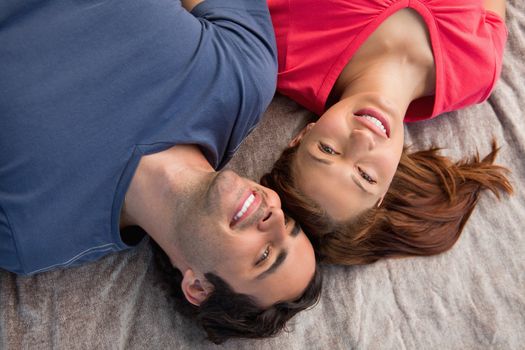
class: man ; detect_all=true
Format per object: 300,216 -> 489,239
0,0 -> 321,343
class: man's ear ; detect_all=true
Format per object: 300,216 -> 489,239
181,269 -> 214,306
289,123 -> 315,147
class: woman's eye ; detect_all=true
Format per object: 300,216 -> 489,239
257,246 -> 271,265
319,142 -> 337,155
358,167 -> 376,184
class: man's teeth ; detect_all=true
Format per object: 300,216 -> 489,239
360,115 -> 387,134
233,193 -> 255,221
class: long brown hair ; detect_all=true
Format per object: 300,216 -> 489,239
261,141 -> 513,265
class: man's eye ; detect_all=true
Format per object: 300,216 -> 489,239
257,246 -> 271,265
358,166 -> 376,184
318,142 -> 337,155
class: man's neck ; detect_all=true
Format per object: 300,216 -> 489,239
120,144 -> 213,239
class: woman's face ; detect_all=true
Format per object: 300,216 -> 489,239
292,93 -> 404,221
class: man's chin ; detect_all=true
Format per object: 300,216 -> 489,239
204,169 -> 243,216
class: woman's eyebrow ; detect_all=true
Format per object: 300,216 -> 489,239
351,174 -> 372,194
306,149 -> 372,194
307,151 -> 332,165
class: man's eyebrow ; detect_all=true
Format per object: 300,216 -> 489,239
351,174 -> 372,194
290,221 -> 301,237
256,250 -> 288,280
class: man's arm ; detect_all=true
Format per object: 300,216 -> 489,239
484,0 -> 506,20
181,0 -> 203,12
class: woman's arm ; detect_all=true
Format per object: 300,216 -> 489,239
484,0 -> 506,20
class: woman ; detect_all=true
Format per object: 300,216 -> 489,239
262,0 -> 513,265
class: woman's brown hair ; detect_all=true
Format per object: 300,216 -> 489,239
261,141 -> 513,265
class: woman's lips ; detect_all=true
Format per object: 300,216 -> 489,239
354,108 -> 390,138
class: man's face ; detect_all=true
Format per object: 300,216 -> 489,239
176,170 -> 316,308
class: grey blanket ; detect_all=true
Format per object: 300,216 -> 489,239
1,2 -> 524,349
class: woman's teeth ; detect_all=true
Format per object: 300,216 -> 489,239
233,193 -> 255,221
360,115 -> 387,134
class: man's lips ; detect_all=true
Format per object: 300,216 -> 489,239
230,190 -> 262,228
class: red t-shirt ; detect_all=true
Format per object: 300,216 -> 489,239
268,0 -> 507,122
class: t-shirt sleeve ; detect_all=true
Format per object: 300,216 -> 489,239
483,10 -> 508,98
191,0 -> 277,113
186,0 -> 278,167
190,0 -> 277,64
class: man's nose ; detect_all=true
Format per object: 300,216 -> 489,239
257,207 -> 287,242
347,128 -> 376,156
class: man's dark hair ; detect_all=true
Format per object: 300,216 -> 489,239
151,240 -> 322,344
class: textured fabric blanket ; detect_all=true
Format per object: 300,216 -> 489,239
1,1 -> 524,349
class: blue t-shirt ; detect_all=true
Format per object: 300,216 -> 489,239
0,0 -> 277,275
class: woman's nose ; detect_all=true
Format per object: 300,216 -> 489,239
257,207 -> 287,242
348,128 -> 376,156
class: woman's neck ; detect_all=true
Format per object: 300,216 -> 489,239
329,9 -> 435,113
337,57 -> 430,119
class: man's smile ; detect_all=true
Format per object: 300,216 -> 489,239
231,190 -> 263,228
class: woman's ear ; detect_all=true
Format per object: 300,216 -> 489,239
289,123 -> 315,147
377,195 -> 385,208
181,269 -> 214,306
